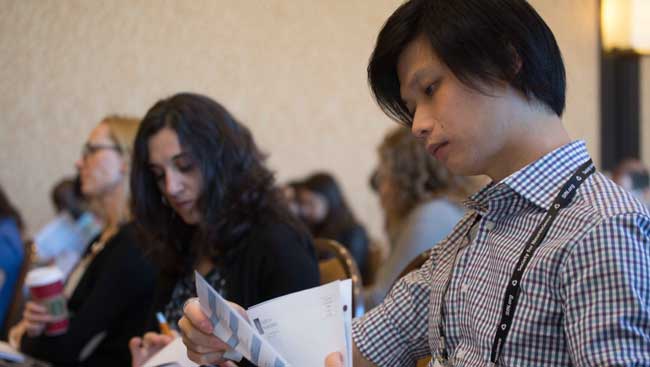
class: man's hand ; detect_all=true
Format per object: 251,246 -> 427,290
178,298 -> 243,366
325,352 -> 345,367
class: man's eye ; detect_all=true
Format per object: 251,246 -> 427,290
425,83 -> 436,97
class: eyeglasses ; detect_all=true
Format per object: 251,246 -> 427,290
81,143 -> 122,159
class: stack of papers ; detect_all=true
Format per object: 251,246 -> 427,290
141,338 -> 197,367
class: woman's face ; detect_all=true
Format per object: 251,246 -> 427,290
75,123 -> 125,198
291,188 -> 328,225
147,127 -> 204,225
376,160 -> 398,214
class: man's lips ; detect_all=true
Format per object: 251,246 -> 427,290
427,141 -> 449,158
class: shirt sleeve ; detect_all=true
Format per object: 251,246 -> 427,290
561,212 -> 650,366
353,254 -> 434,366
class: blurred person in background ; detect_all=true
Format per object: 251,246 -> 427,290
34,176 -> 102,278
9,116 -> 156,367
365,127 -> 478,307
285,172 -> 370,275
0,185 -> 25,332
611,158 -> 650,208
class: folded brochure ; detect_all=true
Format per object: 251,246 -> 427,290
195,271 -> 352,367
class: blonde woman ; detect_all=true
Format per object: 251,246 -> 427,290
366,127 -> 479,307
10,116 -> 156,367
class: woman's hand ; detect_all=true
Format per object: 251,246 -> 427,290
129,331 -> 176,367
177,298 -> 241,367
22,301 -> 53,337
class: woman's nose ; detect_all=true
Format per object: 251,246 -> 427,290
165,172 -> 183,196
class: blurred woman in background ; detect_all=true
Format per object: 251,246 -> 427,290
10,116 -> 156,367
0,185 -> 25,333
285,172 -> 369,274
365,127 -> 479,307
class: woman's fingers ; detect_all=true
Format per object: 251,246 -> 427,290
23,302 -> 54,323
142,331 -> 174,348
25,301 -> 48,313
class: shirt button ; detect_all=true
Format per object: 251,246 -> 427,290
461,282 -> 470,294
485,220 -> 496,231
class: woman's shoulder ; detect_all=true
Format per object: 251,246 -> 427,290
248,214 -> 311,248
105,222 -> 152,262
0,217 -> 21,239
411,197 -> 465,219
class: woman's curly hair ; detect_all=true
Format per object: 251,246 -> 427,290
131,93 -> 294,275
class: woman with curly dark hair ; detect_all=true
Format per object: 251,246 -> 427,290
128,92 -> 319,366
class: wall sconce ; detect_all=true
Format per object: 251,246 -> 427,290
600,0 -> 649,171
601,0 -> 650,55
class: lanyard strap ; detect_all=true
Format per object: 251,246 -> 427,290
489,159 -> 595,364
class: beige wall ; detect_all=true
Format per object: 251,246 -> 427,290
0,0 -> 599,240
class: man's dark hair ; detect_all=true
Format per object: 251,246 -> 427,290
368,0 -> 566,125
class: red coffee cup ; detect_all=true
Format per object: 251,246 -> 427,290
25,267 -> 69,336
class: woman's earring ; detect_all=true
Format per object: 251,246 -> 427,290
161,196 -> 169,206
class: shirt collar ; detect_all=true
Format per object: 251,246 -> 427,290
465,140 -> 592,212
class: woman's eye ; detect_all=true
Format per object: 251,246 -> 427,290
151,170 -> 164,182
177,162 -> 194,173
175,156 -> 196,173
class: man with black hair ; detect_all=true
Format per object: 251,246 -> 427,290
179,1 -> 650,366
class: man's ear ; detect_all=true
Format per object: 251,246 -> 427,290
120,159 -> 130,175
507,44 -> 523,77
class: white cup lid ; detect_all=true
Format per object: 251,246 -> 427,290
26,266 -> 64,287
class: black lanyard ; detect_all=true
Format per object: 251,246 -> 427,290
489,159 -> 595,365
435,159 -> 595,366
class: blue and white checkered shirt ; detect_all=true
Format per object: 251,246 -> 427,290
353,141 -> 650,366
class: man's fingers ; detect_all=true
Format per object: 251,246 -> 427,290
218,361 -> 238,367
181,332 -> 228,354
325,352 -> 344,367
182,298 -> 213,333
186,349 -> 226,365
227,301 -> 249,321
